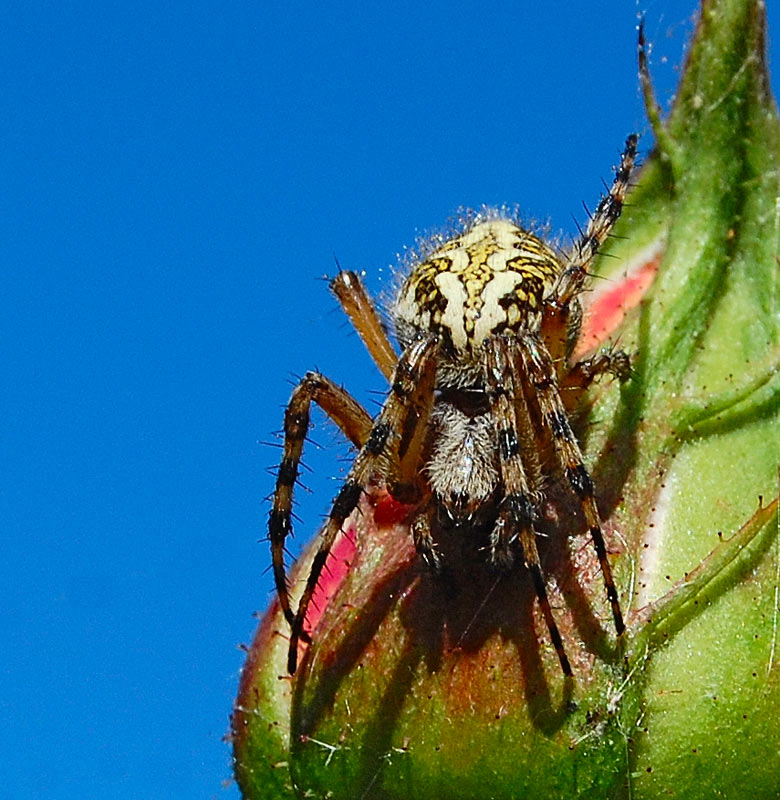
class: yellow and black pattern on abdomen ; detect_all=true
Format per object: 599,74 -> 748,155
395,219 -> 561,354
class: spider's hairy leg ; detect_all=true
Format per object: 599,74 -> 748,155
513,360 -> 544,501
286,335 -> 439,673
541,135 -> 638,365
521,335 -> 625,637
270,373 -> 373,631
484,335 -> 572,677
556,134 -> 638,306
560,347 -> 632,413
388,329 -> 438,503
330,270 -> 398,382
411,502 -> 439,571
387,337 -> 439,568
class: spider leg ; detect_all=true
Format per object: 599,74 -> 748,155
521,334 -> 625,637
513,358 -> 544,501
484,335 -> 572,676
270,373 -> 373,631
411,501 -> 439,571
331,270 -> 398,382
541,135 -> 638,365
287,335 -> 439,673
556,135 -> 637,306
389,341 -> 439,567
560,347 -> 632,412
388,329 -> 438,503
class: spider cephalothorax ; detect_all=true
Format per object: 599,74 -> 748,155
269,135 -> 637,676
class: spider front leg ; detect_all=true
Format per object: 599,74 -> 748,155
521,335 -> 625,637
286,335 -> 439,673
541,134 -> 638,366
484,335 -> 572,677
269,373 -> 374,631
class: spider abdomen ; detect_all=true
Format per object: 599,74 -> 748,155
393,218 -> 560,357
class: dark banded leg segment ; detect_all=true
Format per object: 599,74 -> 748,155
390,329 -> 439,502
560,348 -> 632,412
270,373 -> 373,632
521,335 -> 625,637
286,335 -> 439,673
411,502 -> 439,572
541,135 -> 637,365
555,135 -> 637,307
385,337 -> 439,567
484,336 -> 572,676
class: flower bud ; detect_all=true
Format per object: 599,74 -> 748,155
234,1 -> 780,796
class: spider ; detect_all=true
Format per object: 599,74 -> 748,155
270,135 -> 637,676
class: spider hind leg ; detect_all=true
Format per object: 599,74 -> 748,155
521,335 -> 625,637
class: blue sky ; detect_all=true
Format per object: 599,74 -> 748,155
2,2 -> 777,798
